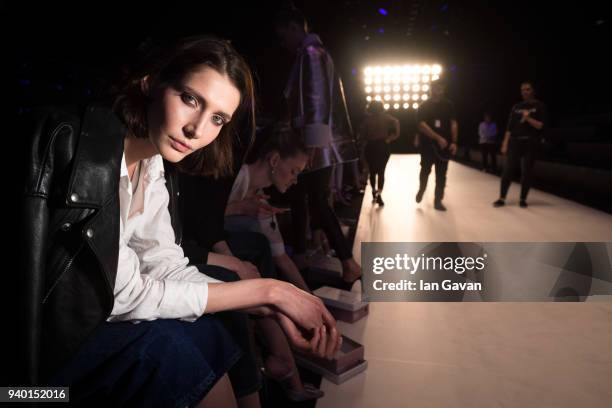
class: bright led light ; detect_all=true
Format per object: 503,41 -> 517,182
392,103 -> 399,109
403,102 -> 409,109
384,103 -> 390,110
413,103 -> 419,109
363,62 -> 442,105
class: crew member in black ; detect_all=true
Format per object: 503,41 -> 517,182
493,81 -> 547,208
360,101 -> 400,206
415,80 -> 458,211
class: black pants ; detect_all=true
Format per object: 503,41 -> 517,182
289,166 -> 352,261
226,230 -> 277,279
418,146 -> 449,202
500,138 -> 538,200
365,140 -> 391,192
480,142 -> 497,171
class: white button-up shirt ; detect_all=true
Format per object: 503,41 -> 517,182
108,153 -> 219,323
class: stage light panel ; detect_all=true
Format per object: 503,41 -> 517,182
363,63 -> 442,109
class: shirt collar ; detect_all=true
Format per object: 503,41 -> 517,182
120,152 -> 165,181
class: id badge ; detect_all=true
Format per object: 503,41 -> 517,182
434,119 -> 441,128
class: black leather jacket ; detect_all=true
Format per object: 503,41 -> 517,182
17,105 -> 183,385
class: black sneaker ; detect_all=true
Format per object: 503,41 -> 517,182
415,189 -> 424,203
493,199 -> 505,207
519,200 -> 528,208
434,200 -> 447,211
376,194 -> 385,206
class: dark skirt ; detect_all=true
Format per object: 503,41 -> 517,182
48,315 -> 242,408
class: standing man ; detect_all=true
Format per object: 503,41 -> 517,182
493,81 -> 547,208
478,112 -> 498,172
274,7 -> 361,283
415,80 -> 458,211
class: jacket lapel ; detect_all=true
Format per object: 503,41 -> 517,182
67,105 -> 125,299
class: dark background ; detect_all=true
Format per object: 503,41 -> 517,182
11,0 -> 612,153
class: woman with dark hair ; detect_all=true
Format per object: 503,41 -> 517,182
359,100 -> 400,205
18,36 -> 339,408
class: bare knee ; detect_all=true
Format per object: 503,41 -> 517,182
196,373 -> 236,408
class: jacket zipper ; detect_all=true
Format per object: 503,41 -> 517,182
42,242 -> 85,304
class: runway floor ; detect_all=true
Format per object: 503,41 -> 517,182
318,154 -> 612,408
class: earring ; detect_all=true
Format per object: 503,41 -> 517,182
271,167 -> 276,175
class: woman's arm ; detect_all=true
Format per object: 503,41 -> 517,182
208,278 -> 341,357
207,278 -> 335,334
206,279 -> 275,313
274,253 -> 310,292
387,116 -> 400,142
207,252 -> 260,280
225,196 -> 277,217
419,121 -> 447,148
212,240 -> 233,256
225,200 -> 247,216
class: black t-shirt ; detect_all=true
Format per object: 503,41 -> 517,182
417,98 -> 456,145
506,99 -> 547,140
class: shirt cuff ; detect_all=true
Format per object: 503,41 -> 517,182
159,279 -> 210,321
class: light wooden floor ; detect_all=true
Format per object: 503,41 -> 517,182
318,155 -> 612,408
